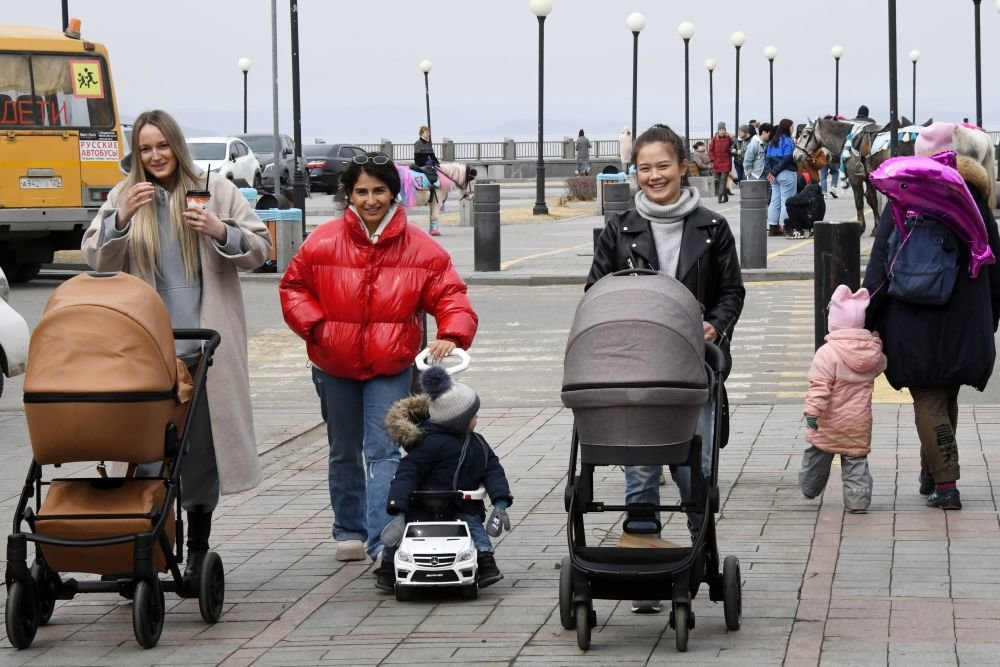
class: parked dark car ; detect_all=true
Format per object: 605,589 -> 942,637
237,133 -> 305,189
303,144 -> 366,194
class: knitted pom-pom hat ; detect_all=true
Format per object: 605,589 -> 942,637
420,364 -> 480,433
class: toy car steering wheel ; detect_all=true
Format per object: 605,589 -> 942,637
414,347 -> 470,374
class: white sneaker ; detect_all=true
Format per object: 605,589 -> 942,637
335,539 -> 366,562
631,600 -> 662,614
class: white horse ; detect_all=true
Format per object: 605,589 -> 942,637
396,162 -> 477,235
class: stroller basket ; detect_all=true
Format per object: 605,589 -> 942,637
561,272 -> 709,466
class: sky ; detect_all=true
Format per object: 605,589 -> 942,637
6,1 -> 1000,144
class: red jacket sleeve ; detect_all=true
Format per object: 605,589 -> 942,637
420,260 -> 478,349
278,241 -> 325,342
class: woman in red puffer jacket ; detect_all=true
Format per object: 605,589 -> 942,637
279,153 -> 477,565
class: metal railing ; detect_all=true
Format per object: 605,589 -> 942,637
354,132 -> 1000,164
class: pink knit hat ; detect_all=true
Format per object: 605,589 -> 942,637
828,285 -> 869,331
915,122 -> 957,157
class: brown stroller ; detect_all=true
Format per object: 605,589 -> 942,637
4,272 -> 223,649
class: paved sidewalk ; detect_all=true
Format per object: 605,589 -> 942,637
2,400 -> 999,665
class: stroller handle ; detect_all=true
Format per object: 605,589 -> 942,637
172,328 -> 222,356
415,347 -> 470,374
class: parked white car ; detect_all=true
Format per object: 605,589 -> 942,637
0,266 -> 30,398
186,137 -> 261,189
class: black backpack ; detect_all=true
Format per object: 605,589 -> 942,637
885,213 -> 960,307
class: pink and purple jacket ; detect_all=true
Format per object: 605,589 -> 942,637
803,329 -> 887,457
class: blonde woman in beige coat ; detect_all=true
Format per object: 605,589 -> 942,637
82,109 -> 271,590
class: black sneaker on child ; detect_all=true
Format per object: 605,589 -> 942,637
926,487 -> 962,510
477,552 -> 503,588
374,558 -> 395,592
918,470 -> 934,496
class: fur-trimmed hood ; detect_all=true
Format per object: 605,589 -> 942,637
385,394 -> 429,452
956,154 -> 993,205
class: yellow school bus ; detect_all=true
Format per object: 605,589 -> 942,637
0,19 -> 123,282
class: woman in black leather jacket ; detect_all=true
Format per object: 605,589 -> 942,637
586,123 -> 745,615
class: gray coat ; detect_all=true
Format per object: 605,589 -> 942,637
82,176 -> 272,494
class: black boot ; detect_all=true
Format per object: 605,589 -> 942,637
183,509 -> 212,593
477,552 -> 503,588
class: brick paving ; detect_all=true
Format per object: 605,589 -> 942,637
3,400 -> 999,665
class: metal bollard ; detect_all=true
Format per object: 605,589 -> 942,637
603,182 -> 631,224
740,179 -> 768,269
813,220 -> 861,350
596,182 -> 631,251
473,183 -> 500,271
459,197 -> 473,227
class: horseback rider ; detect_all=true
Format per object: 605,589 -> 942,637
413,125 -> 440,192
852,105 -> 876,125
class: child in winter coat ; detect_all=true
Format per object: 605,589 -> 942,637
377,364 -> 513,592
801,285 -> 887,512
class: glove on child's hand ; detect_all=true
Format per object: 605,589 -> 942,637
380,514 -> 406,548
806,416 -> 819,431
486,501 -> 511,538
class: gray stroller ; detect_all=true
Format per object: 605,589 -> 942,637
559,270 -> 742,651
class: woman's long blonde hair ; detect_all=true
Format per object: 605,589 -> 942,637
123,110 -> 203,280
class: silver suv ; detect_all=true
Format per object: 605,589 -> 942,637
237,133 -> 304,189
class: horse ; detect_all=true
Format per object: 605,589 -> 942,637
395,162 -> 477,235
795,117 -> 920,235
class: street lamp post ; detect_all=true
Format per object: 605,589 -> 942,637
627,13 -> 645,149
705,58 -> 717,137
238,57 -> 252,134
730,32 -> 745,140
973,0 -> 983,127
289,0 -> 307,219
419,59 -> 433,143
831,45 -> 843,116
909,50 -> 920,122
764,45 -> 777,125
530,0 -> 553,216
888,0 -> 899,156
677,21 -> 695,148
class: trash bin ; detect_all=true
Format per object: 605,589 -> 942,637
255,208 -> 302,272
239,187 -> 258,206
596,172 -> 627,214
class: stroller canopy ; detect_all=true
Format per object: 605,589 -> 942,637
562,272 -> 710,456
24,272 -> 192,465
563,272 -> 708,395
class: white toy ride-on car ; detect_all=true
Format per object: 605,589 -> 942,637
392,486 -> 486,602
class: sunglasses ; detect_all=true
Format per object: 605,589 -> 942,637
352,154 -> 390,165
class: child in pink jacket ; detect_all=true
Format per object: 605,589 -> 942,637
801,285 -> 887,512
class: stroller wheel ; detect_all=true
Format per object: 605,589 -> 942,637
5,580 -> 39,649
198,552 -> 225,624
574,602 -> 591,650
31,562 -> 56,626
723,555 -> 743,631
672,604 -> 690,652
132,579 -> 165,649
558,556 -> 575,630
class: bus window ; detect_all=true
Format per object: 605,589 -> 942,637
0,53 -> 114,128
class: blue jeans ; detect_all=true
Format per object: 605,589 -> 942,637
819,164 -> 839,193
624,400 -> 716,534
767,169 -> 797,227
312,366 -> 410,559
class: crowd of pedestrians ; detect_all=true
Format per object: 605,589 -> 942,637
74,106 -> 999,611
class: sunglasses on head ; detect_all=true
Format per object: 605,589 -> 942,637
352,154 -> 390,165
